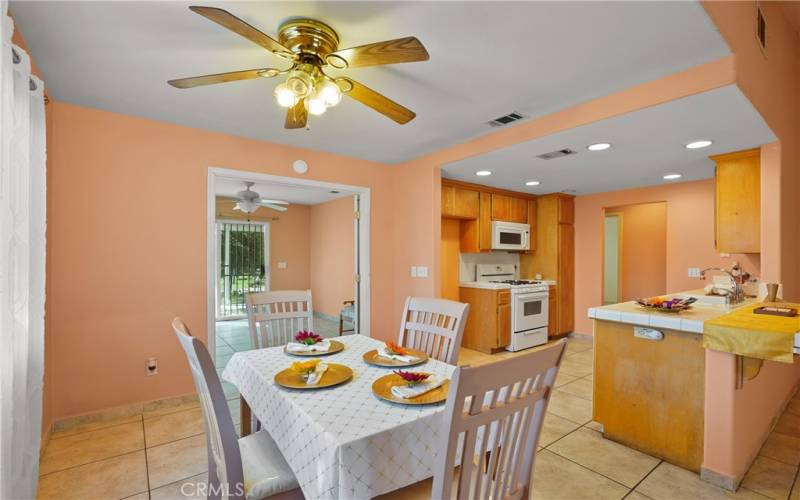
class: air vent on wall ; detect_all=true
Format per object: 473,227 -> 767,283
536,148 -> 577,160
756,6 -> 767,53
486,111 -> 525,127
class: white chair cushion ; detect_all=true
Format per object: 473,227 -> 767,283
239,430 -> 299,499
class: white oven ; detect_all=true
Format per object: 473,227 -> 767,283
491,221 -> 530,251
507,289 -> 549,351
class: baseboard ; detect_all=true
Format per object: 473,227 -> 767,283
314,311 -> 340,323
700,467 -> 739,491
52,392 -> 198,434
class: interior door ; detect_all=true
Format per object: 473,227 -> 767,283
603,214 -> 622,304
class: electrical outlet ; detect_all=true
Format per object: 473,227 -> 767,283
277,261 -> 288,269
146,358 -> 158,376
688,267 -> 701,278
417,266 -> 429,278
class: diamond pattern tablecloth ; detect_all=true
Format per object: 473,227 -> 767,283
222,334 -> 456,499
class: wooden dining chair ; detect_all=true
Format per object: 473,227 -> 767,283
171,318 -> 302,500
379,339 -> 567,500
397,297 -> 469,364
245,290 -> 314,349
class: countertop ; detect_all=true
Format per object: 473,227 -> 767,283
588,290 -> 757,334
460,279 -> 556,290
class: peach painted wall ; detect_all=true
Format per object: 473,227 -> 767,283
47,102 -> 404,419
574,179 -> 760,334
605,202 -> 667,302
309,196 -> 355,318
701,2 -> 800,483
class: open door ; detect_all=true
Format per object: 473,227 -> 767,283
216,221 -> 269,319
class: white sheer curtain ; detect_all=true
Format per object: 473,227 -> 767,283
0,2 -> 47,498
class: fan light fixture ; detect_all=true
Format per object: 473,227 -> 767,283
685,140 -> 713,149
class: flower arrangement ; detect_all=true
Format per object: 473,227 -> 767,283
295,330 -> 322,345
385,341 -> 408,356
393,370 -> 430,387
291,359 -> 320,376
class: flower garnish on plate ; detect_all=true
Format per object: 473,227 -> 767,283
291,359 -> 321,375
295,330 -> 322,345
393,370 -> 430,387
385,341 -> 408,356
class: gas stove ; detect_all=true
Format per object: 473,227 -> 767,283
490,279 -> 542,286
474,264 -> 549,293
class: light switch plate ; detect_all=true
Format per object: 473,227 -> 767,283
417,266 -> 428,278
277,261 -> 288,270
410,266 -> 417,278
688,267 -> 700,278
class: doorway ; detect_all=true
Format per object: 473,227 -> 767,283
602,201 -> 667,304
206,167 -> 371,365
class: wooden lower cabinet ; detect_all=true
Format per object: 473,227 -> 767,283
459,287 -> 511,353
593,320 -> 705,471
548,286 -> 557,338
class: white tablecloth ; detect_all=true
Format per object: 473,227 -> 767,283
222,334 -> 456,499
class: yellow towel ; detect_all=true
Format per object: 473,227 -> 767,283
703,303 -> 800,363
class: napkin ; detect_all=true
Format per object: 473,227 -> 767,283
377,348 -> 418,364
306,363 -> 329,386
390,375 -> 445,399
286,339 -> 331,353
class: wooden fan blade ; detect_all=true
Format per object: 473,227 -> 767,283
327,37 -> 429,68
285,99 -> 308,129
341,78 -> 416,124
168,69 -> 273,89
189,6 -> 293,56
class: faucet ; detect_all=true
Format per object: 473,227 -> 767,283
699,264 -> 745,305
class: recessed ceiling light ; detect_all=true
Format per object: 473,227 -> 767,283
663,174 -> 682,180
685,140 -> 713,149
525,181 -> 540,186
475,170 -> 492,176
587,143 -> 612,151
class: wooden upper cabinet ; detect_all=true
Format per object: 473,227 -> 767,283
491,194 -> 528,223
712,148 -> 760,253
442,186 -> 479,219
558,196 -> 574,224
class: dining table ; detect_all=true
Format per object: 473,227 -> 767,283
222,334 -> 456,499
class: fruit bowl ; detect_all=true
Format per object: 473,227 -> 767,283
636,296 -> 697,313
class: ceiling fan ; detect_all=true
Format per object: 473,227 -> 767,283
232,182 -> 289,213
168,6 -> 430,129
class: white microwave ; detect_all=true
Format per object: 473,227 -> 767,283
491,221 -> 530,251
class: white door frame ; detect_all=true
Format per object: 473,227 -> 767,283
214,219 -> 270,320
207,167 -> 372,357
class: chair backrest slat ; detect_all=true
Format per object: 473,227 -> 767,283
397,297 -> 469,365
432,340 -> 566,500
246,290 -> 314,348
171,318 -> 244,500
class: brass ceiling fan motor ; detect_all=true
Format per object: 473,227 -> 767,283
168,7 -> 430,129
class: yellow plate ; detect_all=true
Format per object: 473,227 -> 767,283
284,340 -> 344,357
362,348 -> 429,368
371,373 -> 449,405
274,363 -> 353,390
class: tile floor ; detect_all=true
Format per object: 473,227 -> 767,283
37,331 -> 800,500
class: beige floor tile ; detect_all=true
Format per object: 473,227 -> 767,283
760,431 -> 800,466
741,455 -> 796,499
558,358 -> 593,377
37,451 -> 148,500
147,434 -> 208,489
51,413 -> 143,439
565,339 -> 593,355
143,395 -> 199,420
145,408 -> 205,447
790,473 -> 800,500
531,449 -> 629,500
625,491 -> 653,500
567,349 -> 594,366
123,493 -> 150,500
636,462 -> 768,500
548,389 -> 593,424
554,371 -> 580,388
150,472 -> 209,499
539,412 -> 581,447
547,428 -> 659,488
585,420 -> 604,432
557,377 -> 593,400
774,412 -> 800,438
40,421 -> 144,475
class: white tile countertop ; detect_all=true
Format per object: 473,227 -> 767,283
459,280 -> 556,290
588,291 -> 757,334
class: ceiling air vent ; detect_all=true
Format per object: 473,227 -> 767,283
536,148 -> 577,160
487,111 -> 525,127
756,6 -> 767,53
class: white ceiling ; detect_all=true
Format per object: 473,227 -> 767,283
11,1 -> 731,164
441,85 -> 775,195
215,176 -> 355,205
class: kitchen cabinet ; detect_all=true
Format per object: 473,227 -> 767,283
459,287 -> 512,353
526,199 -> 537,254
548,286 -> 557,338
712,148 -> 760,253
521,193 -> 574,335
491,194 -> 528,223
441,186 -> 480,219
